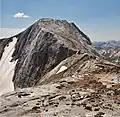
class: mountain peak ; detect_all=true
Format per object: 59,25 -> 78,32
0,18 -> 120,117
0,18 -> 99,88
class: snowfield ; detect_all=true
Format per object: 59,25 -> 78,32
0,38 -> 17,95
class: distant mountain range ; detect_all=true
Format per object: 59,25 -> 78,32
94,40 -> 120,64
94,40 -> 120,48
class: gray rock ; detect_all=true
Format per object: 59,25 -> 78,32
0,18 -> 99,88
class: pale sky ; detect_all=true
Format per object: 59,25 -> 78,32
0,0 -> 120,41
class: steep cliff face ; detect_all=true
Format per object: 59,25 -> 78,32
0,18 -> 99,88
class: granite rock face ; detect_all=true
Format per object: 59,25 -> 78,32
0,18 -> 99,88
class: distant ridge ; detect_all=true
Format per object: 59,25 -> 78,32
94,40 -> 120,48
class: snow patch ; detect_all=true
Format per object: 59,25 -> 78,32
56,66 -> 67,74
0,38 -> 17,95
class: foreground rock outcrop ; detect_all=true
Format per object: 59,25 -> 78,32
0,54 -> 120,117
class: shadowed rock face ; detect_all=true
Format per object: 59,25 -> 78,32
0,18 -> 99,88
0,38 -> 13,60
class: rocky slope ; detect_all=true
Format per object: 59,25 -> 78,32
0,18 -> 99,89
0,18 -> 120,117
0,54 -> 120,117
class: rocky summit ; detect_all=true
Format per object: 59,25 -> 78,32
0,18 -> 99,89
0,18 -> 120,117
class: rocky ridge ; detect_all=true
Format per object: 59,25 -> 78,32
0,18 -> 99,89
0,18 -> 120,117
0,53 -> 120,117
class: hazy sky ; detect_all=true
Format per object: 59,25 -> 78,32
0,0 -> 120,41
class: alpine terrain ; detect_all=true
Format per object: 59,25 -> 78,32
0,18 -> 120,117
94,41 -> 120,64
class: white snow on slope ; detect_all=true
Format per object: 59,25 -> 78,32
0,38 -> 17,95
56,66 -> 67,74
